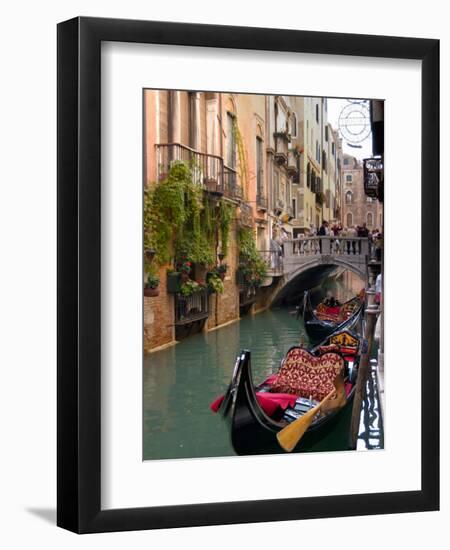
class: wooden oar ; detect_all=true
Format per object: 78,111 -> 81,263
276,375 -> 345,453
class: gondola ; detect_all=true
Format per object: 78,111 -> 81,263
299,289 -> 365,343
212,328 -> 366,455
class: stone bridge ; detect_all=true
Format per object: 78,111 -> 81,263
260,236 -> 371,304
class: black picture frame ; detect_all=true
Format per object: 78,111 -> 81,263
57,16 -> 439,533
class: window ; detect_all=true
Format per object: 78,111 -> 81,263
292,198 -> 297,218
345,191 -> 353,204
344,157 -> 350,165
346,212 -> 353,227
316,141 -> 320,163
367,212 -> 373,226
322,151 -> 327,172
346,174 -> 353,183
315,104 -> 319,123
332,142 -> 335,156
256,137 -> 263,197
291,113 -> 297,137
226,112 -> 236,168
325,125 -> 329,142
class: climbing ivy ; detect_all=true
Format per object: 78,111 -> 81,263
237,227 -> 267,286
144,161 -> 200,267
232,118 -> 250,201
144,161 -> 235,272
218,201 -> 234,258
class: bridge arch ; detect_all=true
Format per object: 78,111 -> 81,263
286,256 -> 366,281
269,256 -> 367,306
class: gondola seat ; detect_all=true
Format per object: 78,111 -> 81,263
315,303 -> 341,322
270,348 -> 344,401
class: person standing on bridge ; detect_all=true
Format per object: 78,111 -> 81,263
318,220 -> 328,253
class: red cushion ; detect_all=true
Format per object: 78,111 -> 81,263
271,348 -> 344,401
210,391 -> 297,416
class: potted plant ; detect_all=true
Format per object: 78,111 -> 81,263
206,272 -> 224,294
180,279 -> 203,297
179,260 -> 192,282
144,273 -> 160,297
166,268 -> 182,293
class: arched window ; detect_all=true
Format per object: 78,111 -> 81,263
345,191 -> 353,204
367,212 -> 373,226
346,212 -> 353,227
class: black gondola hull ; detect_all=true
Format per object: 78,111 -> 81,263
220,351 -> 355,455
301,291 -> 364,344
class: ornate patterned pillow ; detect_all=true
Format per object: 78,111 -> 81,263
271,348 -> 343,401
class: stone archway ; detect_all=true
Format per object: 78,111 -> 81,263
269,257 -> 366,306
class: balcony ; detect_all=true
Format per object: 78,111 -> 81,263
273,131 -> 290,165
174,288 -> 209,326
156,143 -> 245,201
287,149 -> 299,178
156,143 -> 224,196
223,165 -> 243,201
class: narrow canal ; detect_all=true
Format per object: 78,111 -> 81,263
144,274 -> 383,460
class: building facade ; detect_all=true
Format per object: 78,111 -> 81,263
289,97 -> 344,236
341,154 -> 383,231
143,90 -> 292,352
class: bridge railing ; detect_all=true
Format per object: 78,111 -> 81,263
284,236 -> 370,259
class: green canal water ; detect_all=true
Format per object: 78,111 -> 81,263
143,305 -> 383,460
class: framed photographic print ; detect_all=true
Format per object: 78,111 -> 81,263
57,17 -> 439,533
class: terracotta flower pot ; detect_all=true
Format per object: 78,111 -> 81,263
144,287 -> 160,297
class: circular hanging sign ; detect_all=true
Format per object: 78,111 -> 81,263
338,102 -> 371,145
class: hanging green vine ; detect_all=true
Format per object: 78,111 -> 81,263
232,118 -> 250,201
218,201 -> 234,257
144,160 -> 236,273
237,227 -> 267,287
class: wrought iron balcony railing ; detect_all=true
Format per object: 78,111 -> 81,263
156,143 -> 224,195
223,165 -> 243,200
174,288 -> 209,326
156,143 -> 244,201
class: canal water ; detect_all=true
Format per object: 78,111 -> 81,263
144,291 -> 383,460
